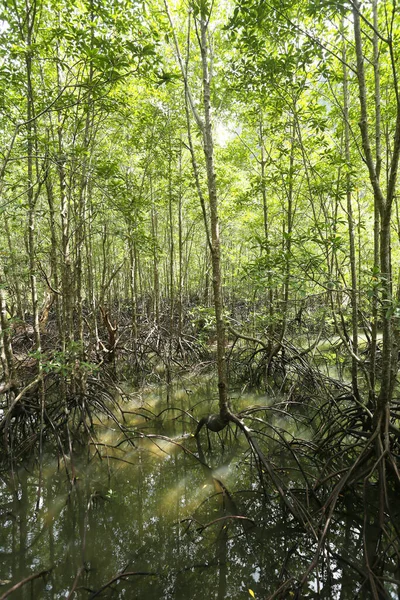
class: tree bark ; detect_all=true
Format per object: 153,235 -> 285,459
199,14 -> 229,417
352,0 -> 400,426
342,30 -> 360,401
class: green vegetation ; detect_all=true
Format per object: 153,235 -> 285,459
1,0 -> 400,597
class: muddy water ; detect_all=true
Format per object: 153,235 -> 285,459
0,377 -> 384,599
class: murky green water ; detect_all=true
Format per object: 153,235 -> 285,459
0,377 -> 395,599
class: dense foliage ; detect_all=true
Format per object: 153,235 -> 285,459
1,0 -> 400,597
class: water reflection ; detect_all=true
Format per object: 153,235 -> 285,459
0,379 -> 397,599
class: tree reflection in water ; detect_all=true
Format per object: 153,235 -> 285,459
0,379 -> 398,599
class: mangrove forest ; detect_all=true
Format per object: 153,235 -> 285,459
1,0 -> 400,597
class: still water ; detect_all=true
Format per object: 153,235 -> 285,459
0,376 -> 389,599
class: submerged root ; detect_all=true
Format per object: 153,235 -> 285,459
232,397 -> 400,598
194,413 -> 229,436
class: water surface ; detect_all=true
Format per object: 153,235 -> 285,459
0,377 -> 387,599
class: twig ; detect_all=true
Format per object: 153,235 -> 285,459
0,569 -> 51,600
89,571 -> 157,599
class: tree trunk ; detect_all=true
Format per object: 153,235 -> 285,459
4,217 -> 24,320
352,0 -> 400,427
151,195 -> 160,327
342,32 -> 360,401
199,15 -> 229,418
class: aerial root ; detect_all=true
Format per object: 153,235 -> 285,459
88,569 -> 159,599
207,403 -> 400,599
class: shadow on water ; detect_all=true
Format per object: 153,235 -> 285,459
0,377 -> 399,599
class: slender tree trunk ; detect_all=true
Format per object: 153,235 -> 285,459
129,238 -> 138,362
85,195 -> 99,358
199,15 -> 229,417
178,141 -> 183,338
4,217 -> 23,320
369,0 -> 382,404
353,0 -> 400,427
342,33 -> 360,401
58,127 -> 72,349
100,224 -> 108,307
164,0 -> 231,420
76,4 -> 95,364
259,118 -> 274,352
23,0 -> 47,510
168,143 -> 175,339
151,196 -> 160,328
26,21 -> 41,358
0,301 -> 9,385
281,117 -> 295,340
0,269 -> 15,390
44,162 -> 62,340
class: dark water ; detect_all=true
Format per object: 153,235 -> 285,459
0,377 -> 397,599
